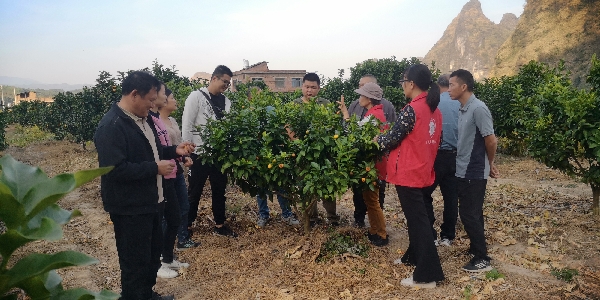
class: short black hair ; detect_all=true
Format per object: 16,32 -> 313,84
450,69 -> 474,92
121,71 -> 160,97
303,73 -> 320,86
405,64 -> 439,112
212,65 -> 233,78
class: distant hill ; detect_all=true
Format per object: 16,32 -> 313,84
0,76 -> 89,91
423,0 -> 518,80
491,0 -> 600,86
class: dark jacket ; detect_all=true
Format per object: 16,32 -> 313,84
348,98 -> 397,124
94,103 -> 178,215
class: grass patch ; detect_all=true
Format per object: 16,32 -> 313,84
316,231 -> 369,262
7,125 -> 54,148
485,268 -> 506,280
551,266 -> 579,282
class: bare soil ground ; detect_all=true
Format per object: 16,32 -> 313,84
3,140 -> 599,300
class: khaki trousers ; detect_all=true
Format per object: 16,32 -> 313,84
363,189 -> 387,238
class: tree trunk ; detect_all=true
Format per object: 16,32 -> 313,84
592,185 -> 599,216
302,198 -> 318,235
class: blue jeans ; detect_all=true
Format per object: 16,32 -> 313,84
174,173 -> 190,242
257,193 -> 293,219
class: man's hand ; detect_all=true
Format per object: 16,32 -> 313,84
285,125 -> 297,141
489,163 -> 500,178
157,160 -> 176,176
176,141 -> 196,156
337,95 -> 350,120
183,156 -> 193,167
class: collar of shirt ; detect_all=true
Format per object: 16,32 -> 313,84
410,92 -> 428,104
459,94 -> 477,112
119,105 -> 146,123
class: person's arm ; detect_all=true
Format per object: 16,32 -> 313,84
95,124 -> 158,182
474,105 -> 499,178
376,105 -> 415,151
338,95 -> 351,120
383,99 -> 398,124
484,134 -> 499,178
181,91 -> 200,142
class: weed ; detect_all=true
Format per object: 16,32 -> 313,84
551,266 -> 578,282
485,268 -> 506,280
7,125 -> 54,147
317,232 -> 369,262
463,284 -> 473,300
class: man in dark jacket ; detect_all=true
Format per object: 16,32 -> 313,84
347,74 -> 397,227
94,71 -> 194,300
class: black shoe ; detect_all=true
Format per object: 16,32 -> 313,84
177,239 -> 200,250
353,220 -> 366,228
462,258 -> 492,273
213,225 -> 238,237
151,291 -> 175,300
370,234 -> 389,247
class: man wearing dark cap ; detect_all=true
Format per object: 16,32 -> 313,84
346,74 -> 397,227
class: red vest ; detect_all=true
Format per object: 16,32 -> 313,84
364,105 -> 388,180
386,92 -> 442,188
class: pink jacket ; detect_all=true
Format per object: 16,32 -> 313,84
151,114 -> 177,179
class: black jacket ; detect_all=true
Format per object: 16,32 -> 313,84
94,103 -> 178,215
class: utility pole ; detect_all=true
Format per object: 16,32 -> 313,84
0,85 -> 3,108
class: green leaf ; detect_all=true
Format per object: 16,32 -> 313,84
311,162 -> 320,170
51,288 -> 120,300
73,167 -> 112,189
2,251 -> 98,291
0,182 -> 25,228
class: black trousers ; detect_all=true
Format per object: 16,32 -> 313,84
423,151 -> 459,240
187,154 -> 227,227
352,180 -> 386,222
110,206 -> 162,300
457,178 -> 490,260
396,186 -> 444,283
160,179 -> 181,263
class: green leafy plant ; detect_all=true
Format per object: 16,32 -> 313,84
519,56 -> 600,214
0,155 -> 118,300
6,125 -> 54,148
485,268 -> 505,280
551,266 -> 579,282
462,284 -> 473,300
316,231 -> 370,262
0,111 -> 7,151
198,89 -> 383,233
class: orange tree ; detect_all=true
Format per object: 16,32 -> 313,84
518,55 -> 600,214
198,89 -> 382,233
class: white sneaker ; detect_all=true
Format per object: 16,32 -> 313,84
162,259 -> 189,269
157,265 -> 178,278
400,276 -> 436,289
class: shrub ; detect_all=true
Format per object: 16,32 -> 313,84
199,90 -> 382,233
0,155 -> 117,299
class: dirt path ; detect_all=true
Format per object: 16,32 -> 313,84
3,141 -> 599,299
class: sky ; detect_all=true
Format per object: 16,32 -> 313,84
0,0 -> 525,85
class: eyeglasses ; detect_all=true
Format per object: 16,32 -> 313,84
217,77 -> 231,86
398,79 -> 411,85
